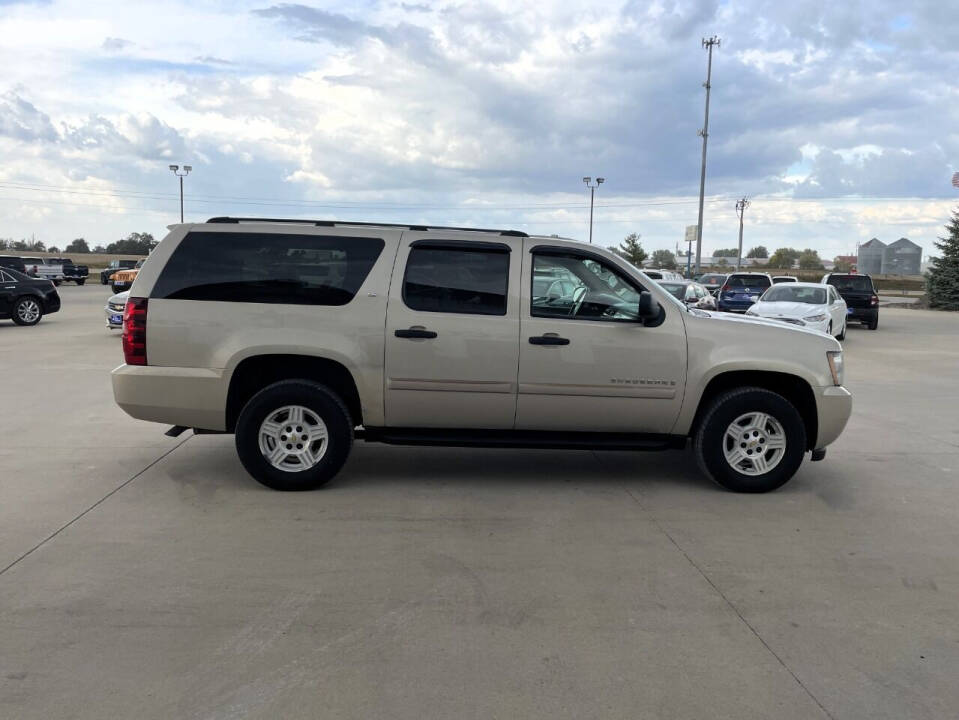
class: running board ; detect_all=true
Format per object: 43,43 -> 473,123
359,428 -> 686,452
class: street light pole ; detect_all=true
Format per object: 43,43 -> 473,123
735,197 -> 750,270
582,176 -> 605,244
168,164 -> 193,223
695,36 -> 720,275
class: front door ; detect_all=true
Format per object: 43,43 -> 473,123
383,232 -> 523,428
516,243 -> 688,433
0,269 -> 17,317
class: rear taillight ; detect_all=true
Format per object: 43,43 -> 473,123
720,284 -> 730,293
122,297 -> 148,366
870,295 -> 878,306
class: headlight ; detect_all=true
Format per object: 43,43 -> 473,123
804,314 -> 827,322
827,351 -> 844,386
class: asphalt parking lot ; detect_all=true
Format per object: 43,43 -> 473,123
2,284 -> 958,719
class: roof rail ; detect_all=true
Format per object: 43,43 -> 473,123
205,217 -> 528,238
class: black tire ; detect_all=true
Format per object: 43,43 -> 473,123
11,296 -> 43,326
693,387 -> 807,493
53,280 -> 61,286
235,380 -> 353,491
868,315 -> 878,330
76,278 -> 86,286
837,321 -> 846,341
111,284 -> 122,293
100,275 -> 108,285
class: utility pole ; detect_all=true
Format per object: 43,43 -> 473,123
735,196 -> 750,270
695,36 -> 720,275
582,176 -> 605,243
168,164 -> 193,223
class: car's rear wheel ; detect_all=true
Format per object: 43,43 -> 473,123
76,278 -> 85,286
235,380 -> 353,491
868,315 -> 878,330
12,296 -> 43,326
694,387 -> 806,493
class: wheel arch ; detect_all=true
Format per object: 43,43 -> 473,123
226,354 -> 363,432
688,370 -> 818,451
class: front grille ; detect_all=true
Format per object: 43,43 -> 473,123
109,303 -> 125,312
774,317 -> 805,326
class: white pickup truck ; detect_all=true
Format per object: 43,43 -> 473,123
20,257 -> 65,286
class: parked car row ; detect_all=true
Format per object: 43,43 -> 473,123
682,270 -> 880,338
0,254 -> 89,285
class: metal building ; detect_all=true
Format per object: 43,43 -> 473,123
881,238 -> 922,275
857,238 -> 886,275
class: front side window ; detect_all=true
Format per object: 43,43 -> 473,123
531,252 -> 643,321
403,245 -> 509,315
151,231 -> 384,305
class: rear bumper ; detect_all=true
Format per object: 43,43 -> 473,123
717,300 -> 754,313
44,293 -> 61,314
814,385 -> 852,448
848,307 -> 878,321
112,364 -> 228,431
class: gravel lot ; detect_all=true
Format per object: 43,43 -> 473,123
2,284 -> 958,719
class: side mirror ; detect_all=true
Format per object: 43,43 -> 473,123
638,291 -> 660,322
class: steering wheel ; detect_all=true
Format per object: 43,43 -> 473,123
570,285 -> 589,317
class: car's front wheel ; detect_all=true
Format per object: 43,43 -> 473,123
76,278 -> 85,286
694,387 -> 806,493
235,380 -> 353,491
12,296 -> 43,326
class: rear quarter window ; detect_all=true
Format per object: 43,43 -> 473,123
151,231 -> 385,305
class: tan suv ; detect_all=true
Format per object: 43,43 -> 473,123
112,218 -> 851,493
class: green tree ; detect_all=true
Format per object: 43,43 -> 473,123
615,232 -> 648,266
768,247 -> 800,268
716,257 -> 729,267
713,248 -> 739,257
106,232 -> 156,255
833,257 -> 853,273
48,246 -> 61,254
66,238 -> 90,253
93,245 -> 107,253
926,209 -> 959,310
798,248 -> 825,270
650,249 -> 677,269
746,245 -> 768,258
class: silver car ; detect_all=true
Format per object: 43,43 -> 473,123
105,290 -> 129,329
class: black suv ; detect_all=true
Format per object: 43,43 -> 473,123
823,273 -> 879,330
0,266 -> 61,326
0,255 -> 27,274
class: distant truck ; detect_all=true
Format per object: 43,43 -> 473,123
20,257 -> 65,286
47,257 -> 89,285
100,259 -> 139,286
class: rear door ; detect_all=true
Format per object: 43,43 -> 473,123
515,242 -> 687,433
383,232 -> 523,428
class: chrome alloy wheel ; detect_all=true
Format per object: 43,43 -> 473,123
258,405 -> 329,472
723,411 -> 787,476
16,298 -> 40,323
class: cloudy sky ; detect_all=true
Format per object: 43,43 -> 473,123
1,0 -> 957,259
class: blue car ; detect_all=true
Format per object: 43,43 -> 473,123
717,272 -> 773,312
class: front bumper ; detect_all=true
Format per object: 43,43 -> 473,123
104,303 -> 126,328
112,364 -> 229,431
814,385 -> 852,448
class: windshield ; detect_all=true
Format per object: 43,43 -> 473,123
761,286 -> 826,304
828,275 -> 872,292
658,282 -> 687,300
726,275 -> 771,288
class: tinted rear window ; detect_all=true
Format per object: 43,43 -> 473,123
726,275 -> 771,288
151,231 -> 384,305
403,246 -> 508,315
827,275 -> 872,292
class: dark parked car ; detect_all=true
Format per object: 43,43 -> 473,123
47,257 -> 89,285
717,272 -> 773,313
0,255 -> 27,274
822,273 -> 879,330
100,259 -> 138,285
0,266 -> 61,326
696,272 -> 727,296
